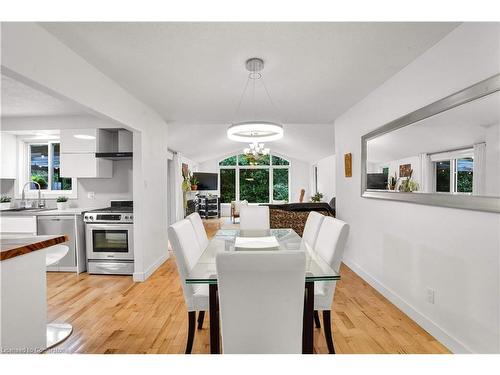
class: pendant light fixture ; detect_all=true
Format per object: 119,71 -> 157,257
227,58 -> 284,148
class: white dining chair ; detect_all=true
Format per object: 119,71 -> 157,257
302,211 -> 325,249
168,219 -> 209,354
187,212 -> 209,252
312,216 -> 349,354
216,251 -> 306,354
239,205 -> 270,231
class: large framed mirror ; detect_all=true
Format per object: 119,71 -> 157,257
361,74 -> 500,213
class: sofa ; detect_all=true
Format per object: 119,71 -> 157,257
261,202 -> 335,236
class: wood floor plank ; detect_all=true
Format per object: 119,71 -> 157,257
45,218 -> 450,354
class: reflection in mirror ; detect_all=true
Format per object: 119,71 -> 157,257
366,90 -> 500,197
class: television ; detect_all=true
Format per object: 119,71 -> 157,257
367,173 -> 388,190
193,172 -> 218,190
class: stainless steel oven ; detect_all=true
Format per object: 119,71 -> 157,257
84,200 -> 134,275
85,222 -> 134,261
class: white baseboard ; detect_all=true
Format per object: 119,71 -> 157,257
342,256 -> 472,354
133,252 -> 169,282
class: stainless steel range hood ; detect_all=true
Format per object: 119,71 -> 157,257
95,129 -> 133,160
95,152 -> 133,160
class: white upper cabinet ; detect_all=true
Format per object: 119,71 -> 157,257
60,128 -> 115,153
60,129 -> 113,178
1,132 -> 17,179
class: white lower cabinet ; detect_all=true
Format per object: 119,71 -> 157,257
0,216 -> 37,234
60,153 -> 112,178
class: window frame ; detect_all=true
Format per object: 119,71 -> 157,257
17,140 -> 77,199
218,153 -> 290,204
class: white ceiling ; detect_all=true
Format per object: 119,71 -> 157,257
368,91 -> 500,163
39,22 -> 458,162
169,122 -> 335,162
1,74 -> 88,118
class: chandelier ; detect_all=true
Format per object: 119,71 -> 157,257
227,58 -> 284,149
243,142 -> 270,165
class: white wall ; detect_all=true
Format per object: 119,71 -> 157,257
485,123 -> 500,197
369,155 -> 422,189
2,23 -> 169,282
335,23 -> 500,353
76,160 -> 133,208
198,152 -> 311,203
312,154 -> 336,203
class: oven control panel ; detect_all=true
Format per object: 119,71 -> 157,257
84,213 -> 133,223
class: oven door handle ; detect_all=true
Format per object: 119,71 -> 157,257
86,224 -> 134,230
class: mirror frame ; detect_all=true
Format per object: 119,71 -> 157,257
361,74 -> 500,213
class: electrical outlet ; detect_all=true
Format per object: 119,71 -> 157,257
87,192 -> 95,199
427,288 -> 435,304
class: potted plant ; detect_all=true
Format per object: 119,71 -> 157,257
387,173 -> 397,190
190,174 -> 199,191
56,196 -> 70,210
311,192 -> 323,203
398,169 -> 419,192
0,196 -> 12,210
181,173 -> 191,212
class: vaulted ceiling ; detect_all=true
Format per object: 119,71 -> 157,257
7,22 -> 459,162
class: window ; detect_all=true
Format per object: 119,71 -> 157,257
273,168 -> 289,201
434,154 -> 474,194
456,157 -> 473,193
219,153 -> 290,203
436,160 -> 450,192
24,141 -> 74,196
220,169 -> 236,203
240,168 -> 269,203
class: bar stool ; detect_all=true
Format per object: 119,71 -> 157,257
45,244 -> 73,349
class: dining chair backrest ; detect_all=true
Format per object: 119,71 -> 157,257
239,205 -> 270,230
315,216 -> 349,273
216,251 -> 306,354
313,217 -> 349,308
187,212 -> 209,251
302,211 -> 324,249
231,200 -> 248,215
168,219 -> 203,310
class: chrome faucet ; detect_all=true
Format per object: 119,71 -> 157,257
21,181 -> 44,208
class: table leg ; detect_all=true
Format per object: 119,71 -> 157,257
302,281 -> 314,354
209,284 -> 220,354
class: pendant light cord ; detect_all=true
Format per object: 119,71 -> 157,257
231,75 -> 251,124
261,76 -> 282,124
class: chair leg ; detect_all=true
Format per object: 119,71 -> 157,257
197,311 -> 205,330
185,311 -> 196,354
314,310 -> 321,329
322,310 -> 335,354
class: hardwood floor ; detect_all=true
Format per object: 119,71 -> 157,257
45,218 -> 449,354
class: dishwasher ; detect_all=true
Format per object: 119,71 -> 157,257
37,215 -> 86,273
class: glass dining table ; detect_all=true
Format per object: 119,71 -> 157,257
186,228 -> 340,354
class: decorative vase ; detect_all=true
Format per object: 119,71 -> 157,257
0,202 -> 11,210
57,202 -> 69,210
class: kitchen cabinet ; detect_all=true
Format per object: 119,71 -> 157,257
0,215 -> 37,234
60,128 -> 113,178
37,215 -> 86,273
1,132 -> 17,179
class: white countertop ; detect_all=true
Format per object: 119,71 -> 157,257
0,207 -> 101,216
